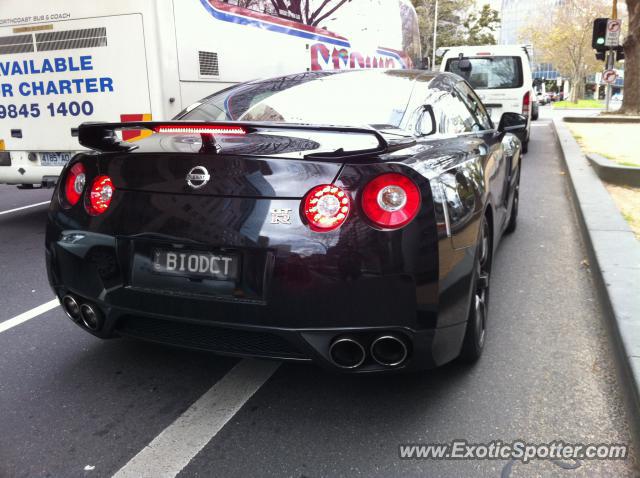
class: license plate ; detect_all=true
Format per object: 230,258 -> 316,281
40,152 -> 71,167
152,249 -> 239,281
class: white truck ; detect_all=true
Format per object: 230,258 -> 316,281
0,0 -> 420,188
440,45 -> 534,153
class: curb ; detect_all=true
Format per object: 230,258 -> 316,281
552,118 -> 640,438
586,153 -> 640,187
564,116 -> 640,124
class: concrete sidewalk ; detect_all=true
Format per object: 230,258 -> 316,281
553,118 -> 640,440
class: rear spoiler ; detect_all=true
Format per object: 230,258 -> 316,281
77,121 -> 392,160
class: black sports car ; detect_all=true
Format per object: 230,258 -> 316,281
45,70 -> 525,373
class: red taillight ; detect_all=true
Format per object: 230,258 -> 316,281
361,173 -> 421,230
86,176 -> 114,215
152,125 -> 246,135
63,162 -> 86,207
302,184 -> 351,232
523,91 -> 531,116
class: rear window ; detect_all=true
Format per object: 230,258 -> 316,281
179,71 -> 416,129
445,56 -> 523,89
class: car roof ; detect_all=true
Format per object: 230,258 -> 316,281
247,69 -> 451,88
440,44 -> 533,60
191,69 -> 463,116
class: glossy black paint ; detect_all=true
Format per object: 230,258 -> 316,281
45,71 -> 522,373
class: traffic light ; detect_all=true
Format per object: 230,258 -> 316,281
592,18 -> 608,50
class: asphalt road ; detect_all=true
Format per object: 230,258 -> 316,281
1,113 -> 638,477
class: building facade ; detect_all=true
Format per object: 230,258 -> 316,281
499,0 -> 565,81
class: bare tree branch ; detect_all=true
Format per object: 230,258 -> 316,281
308,0 -> 351,26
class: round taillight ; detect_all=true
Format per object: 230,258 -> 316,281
302,184 -> 351,232
63,162 -> 86,207
361,173 -> 421,229
87,175 -> 114,215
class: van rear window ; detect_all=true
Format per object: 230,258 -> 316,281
445,56 -> 523,89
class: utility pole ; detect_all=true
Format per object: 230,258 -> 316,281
605,0 -> 618,112
431,0 -> 438,70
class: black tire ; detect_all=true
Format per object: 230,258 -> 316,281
522,140 -> 528,154
504,168 -> 520,234
459,216 -> 492,363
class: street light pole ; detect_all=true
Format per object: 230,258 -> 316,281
605,0 -> 619,112
431,0 -> 438,70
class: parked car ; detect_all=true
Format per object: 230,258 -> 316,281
531,98 -> 539,120
440,44 -> 533,153
536,92 -> 548,105
46,70 -> 525,373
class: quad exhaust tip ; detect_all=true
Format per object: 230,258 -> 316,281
79,303 -> 103,331
61,295 -> 81,321
329,337 -> 366,369
370,335 -> 408,367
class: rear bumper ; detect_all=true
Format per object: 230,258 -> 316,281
0,151 -> 76,185
45,228 -> 466,373
50,285 -> 467,373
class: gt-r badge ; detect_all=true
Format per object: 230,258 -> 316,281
271,208 -> 293,224
186,166 -> 210,189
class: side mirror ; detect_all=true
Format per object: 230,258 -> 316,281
458,58 -> 472,73
416,105 -> 437,136
498,112 -> 528,133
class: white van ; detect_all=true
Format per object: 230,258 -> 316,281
440,45 -> 533,153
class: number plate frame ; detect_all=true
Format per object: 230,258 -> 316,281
152,249 -> 240,281
40,152 -> 72,167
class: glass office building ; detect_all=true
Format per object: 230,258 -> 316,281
499,0 -> 565,80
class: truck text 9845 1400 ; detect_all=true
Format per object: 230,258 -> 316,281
0,101 -> 94,119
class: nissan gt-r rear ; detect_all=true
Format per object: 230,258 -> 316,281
45,70 -> 523,372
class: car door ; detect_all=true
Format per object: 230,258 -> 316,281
454,81 -> 509,230
410,81 -> 488,250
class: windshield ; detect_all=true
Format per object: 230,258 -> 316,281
445,56 -> 523,89
179,71 -> 417,129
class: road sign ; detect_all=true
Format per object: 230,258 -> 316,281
602,69 -> 618,84
605,19 -> 622,46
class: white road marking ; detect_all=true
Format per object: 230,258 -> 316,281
0,299 -> 59,334
0,201 -> 50,216
113,359 -> 280,478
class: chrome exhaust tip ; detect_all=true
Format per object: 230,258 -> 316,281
370,335 -> 408,367
329,337 -> 366,369
79,303 -> 103,331
61,295 -> 81,321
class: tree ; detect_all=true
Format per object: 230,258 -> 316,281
269,0 -> 353,26
620,0 -> 639,114
521,0 -> 609,103
463,4 -> 501,46
411,0 -> 500,67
